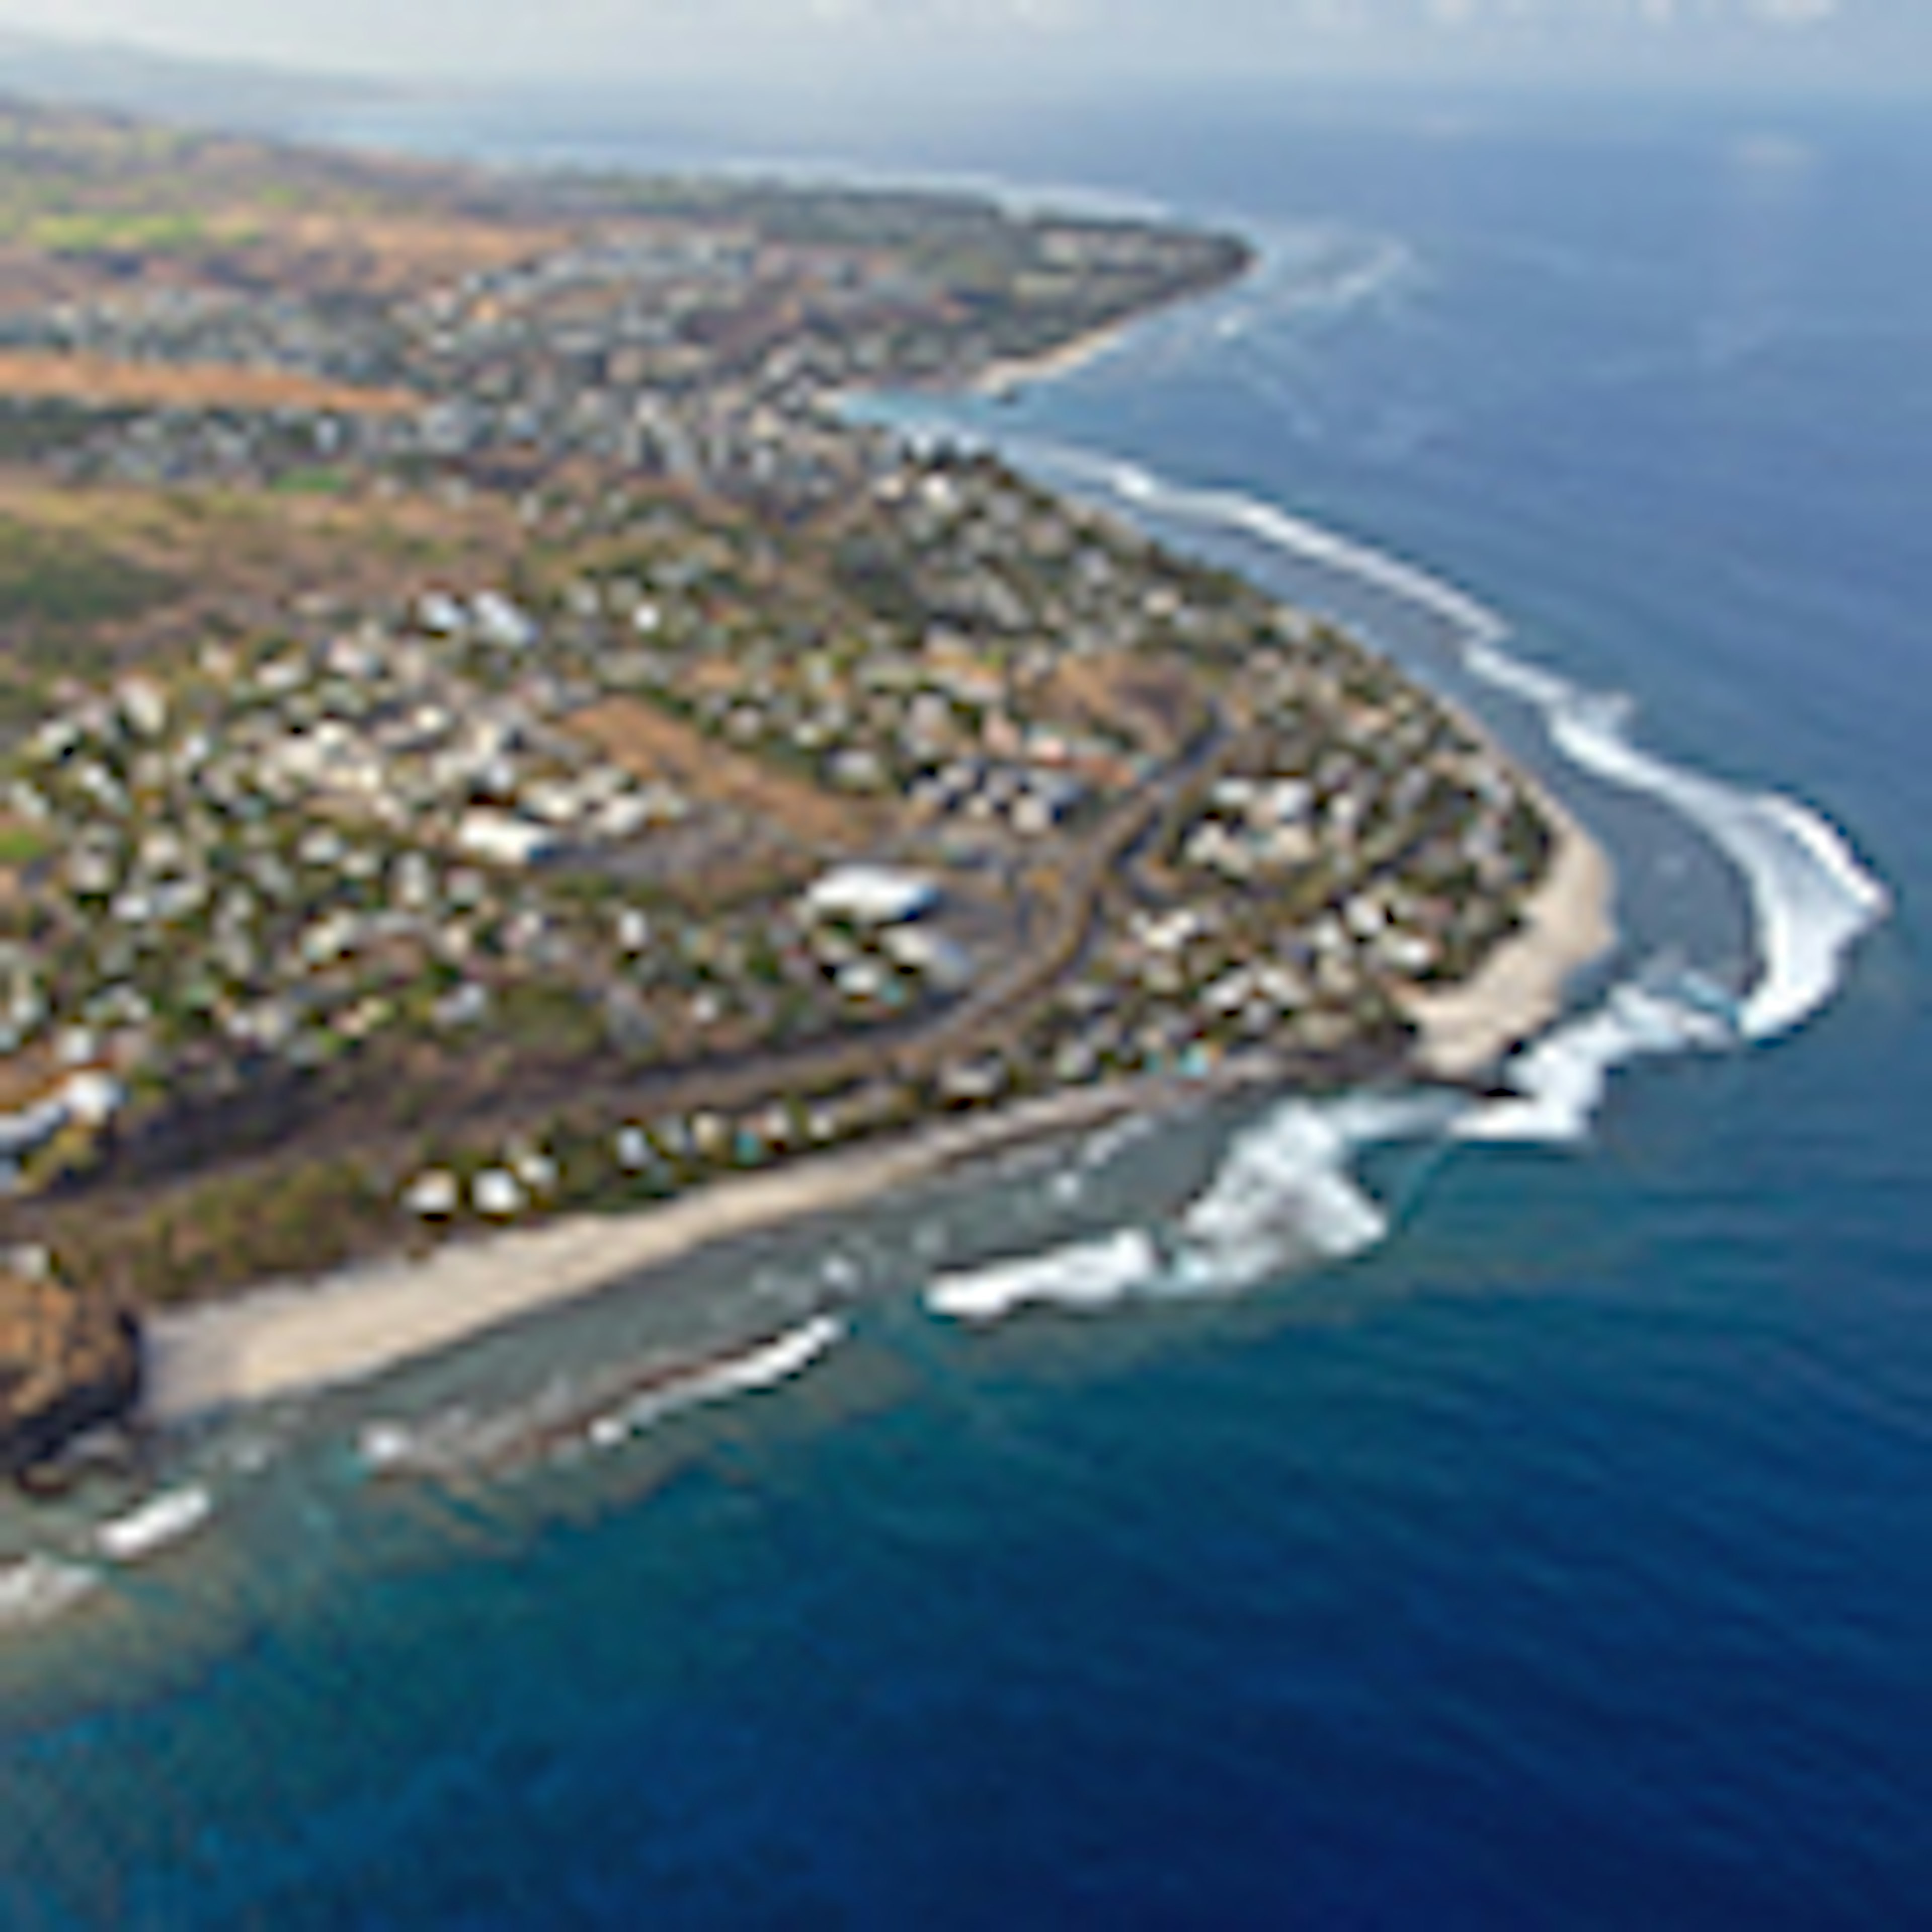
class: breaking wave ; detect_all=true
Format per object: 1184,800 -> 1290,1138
1029,443 -> 1510,649
358,1314 -> 846,1478
913,441 -> 1891,1325
0,1555 -> 99,1629
94,1486 -> 214,1564
1171,1093 -> 1461,1291
1456,973 -> 1735,1147
584,1315 -> 844,1450
929,1096 -> 1456,1324
1041,444 -> 1887,1053
929,1232 -> 1162,1324
1462,641 -> 1890,1042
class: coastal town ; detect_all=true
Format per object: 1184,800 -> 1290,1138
0,102 -> 1566,1475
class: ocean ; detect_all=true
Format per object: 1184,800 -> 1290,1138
0,86 -> 1924,1927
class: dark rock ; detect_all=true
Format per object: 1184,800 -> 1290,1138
0,1265 -> 142,1482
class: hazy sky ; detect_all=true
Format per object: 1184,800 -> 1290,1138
0,0 -> 1920,92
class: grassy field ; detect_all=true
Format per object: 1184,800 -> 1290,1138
0,513 -> 176,636
0,475 -> 528,700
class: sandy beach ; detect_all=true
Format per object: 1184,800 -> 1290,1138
970,322 -> 1128,397
1399,790 -> 1618,1079
143,1078 -> 1179,1423
142,794 -> 1616,1423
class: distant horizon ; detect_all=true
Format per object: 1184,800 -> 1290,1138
0,2 -> 1927,113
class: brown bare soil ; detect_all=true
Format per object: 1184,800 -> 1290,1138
0,349 -> 421,417
0,475 -> 527,669
0,1051 -> 61,1115
1039,650 -> 1197,757
225,210 -> 562,295
567,694 -> 890,853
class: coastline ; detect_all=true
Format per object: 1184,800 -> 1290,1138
143,1071 -> 1248,1423
1399,787 -> 1617,1080
139,290 -> 1615,1429
969,321 -> 1127,397
135,500 -> 1620,1427
144,776 -> 1615,1425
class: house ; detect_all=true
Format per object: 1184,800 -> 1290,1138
454,810 -> 556,869
0,1069 -> 124,1166
473,1169 -> 525,1218
473,592 -> 538,650
403,1171 -> 460,1218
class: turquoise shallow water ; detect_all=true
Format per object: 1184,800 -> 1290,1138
1,89 -> 1926,1927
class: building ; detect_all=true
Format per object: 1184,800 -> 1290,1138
802,865 -> 938,927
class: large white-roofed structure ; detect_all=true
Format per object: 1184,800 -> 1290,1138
802,865 -> 938,926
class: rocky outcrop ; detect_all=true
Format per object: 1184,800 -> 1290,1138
0,1263 -> 140,1479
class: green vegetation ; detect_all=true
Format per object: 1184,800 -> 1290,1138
0,822 -> 53,867
29,210 -> 216,255
0,516 -> 177,636
268,466 -> 352,497
0,99 -> 1558,1354
52,1156 -> 390,1307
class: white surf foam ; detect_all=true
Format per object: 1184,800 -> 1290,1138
1032,444 -> 1511,648
1033,445 -> 1888,1038
927,1230 -> 1162,1324
929,1095 -> 1460,1326
845,427 -> 1893,1328
1036,444 -> 1889,1058
359,1316 -> 848,1475
94,1485 -> 213,1564
1464,641 -> 1889,1043
586,1315 -> 845,1447
1459,975 -> 1735,1146
1172,1092 -> 1461,1292
0,1555 -> 99,1628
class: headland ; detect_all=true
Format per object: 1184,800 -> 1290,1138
0,99 -> 1615,1469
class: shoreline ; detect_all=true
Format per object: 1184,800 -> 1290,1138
140,784 -> 1617,1424
142,1070 -> 1255,1424
969,321 -> 1128,397
135,624 -> 1621,1428
959,314 -> 1621,1084
1399,786 -> 1617,1080
142,295 -> 1617,1428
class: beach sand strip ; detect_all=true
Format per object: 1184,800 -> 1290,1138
143,1079 -> 1172,1423
1399,792 -> 1617,1080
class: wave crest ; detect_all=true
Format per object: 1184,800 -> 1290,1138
910,442 -> 1891,1323
1463,640 -> 1889,1043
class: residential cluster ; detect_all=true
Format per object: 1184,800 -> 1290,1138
0,187 -> 1244,515
0,144 -> 1556,1308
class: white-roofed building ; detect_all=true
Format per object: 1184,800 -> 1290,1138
802,865 -> 938,926
454,810 -> 556,869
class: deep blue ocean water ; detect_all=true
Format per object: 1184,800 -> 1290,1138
0,88 -> 1925,1927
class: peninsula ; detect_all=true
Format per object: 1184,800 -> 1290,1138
0,101 -> 1610,1467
